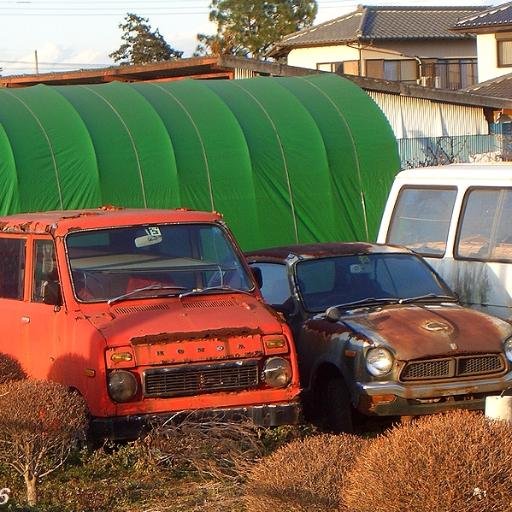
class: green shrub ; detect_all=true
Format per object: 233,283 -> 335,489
344,409 -> 512,512
244,433 -> 365,512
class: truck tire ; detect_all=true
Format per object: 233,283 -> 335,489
325,377 -> 354,433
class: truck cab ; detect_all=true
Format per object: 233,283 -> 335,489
0,207 -> 300,439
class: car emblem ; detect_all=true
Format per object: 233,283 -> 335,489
450,342 -> 458,351
423,321 -> 453,333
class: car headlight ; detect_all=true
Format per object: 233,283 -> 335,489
366,347 -> 394,377
108,370 -> 138,402
504,337 -> 512,363
262,357 -> 292,388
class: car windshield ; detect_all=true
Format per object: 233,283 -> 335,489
295,253 -> 455,313
66,223 -> 252,303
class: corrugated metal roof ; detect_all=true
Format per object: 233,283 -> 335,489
273,5 -> 484,54
452,2 -> 512,31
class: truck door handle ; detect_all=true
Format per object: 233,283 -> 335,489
21,316 -> 30,324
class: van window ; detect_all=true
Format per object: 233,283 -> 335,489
456,188 -> 512,261
0,238 -> 25,300
387,187 -> 457,257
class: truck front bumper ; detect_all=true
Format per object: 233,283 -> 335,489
356,372 -> 512,416
91,401 -> 302,440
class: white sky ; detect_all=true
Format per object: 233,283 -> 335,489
0,0 -> 502,76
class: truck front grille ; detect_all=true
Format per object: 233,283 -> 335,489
401,354 -> 505,381
143,360 -> 259,398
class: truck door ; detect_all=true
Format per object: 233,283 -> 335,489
0,236 -> 28,378
24,238 -> 66,380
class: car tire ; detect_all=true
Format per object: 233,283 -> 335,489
325,377 -> 354,433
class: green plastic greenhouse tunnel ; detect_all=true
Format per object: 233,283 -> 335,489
0,74 -> 399,249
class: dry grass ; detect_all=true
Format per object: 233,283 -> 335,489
344,409 -> 512,512
244,433 -> 366,512
138,418 -> 266,481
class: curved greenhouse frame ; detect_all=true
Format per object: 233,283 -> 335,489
0,74 -> 399,249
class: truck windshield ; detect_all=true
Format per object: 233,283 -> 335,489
295,253 -> 455,313
66,223 -> 252,303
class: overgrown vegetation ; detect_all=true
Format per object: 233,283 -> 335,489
245,433 -> 365,511
0,379 -> 88,506
1,404 -> 511,511
344,409 -> 512,512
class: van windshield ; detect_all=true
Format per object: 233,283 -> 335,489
387,187 -> 457,256
66,223 -> 252,302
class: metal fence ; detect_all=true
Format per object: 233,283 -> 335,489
398,131 -> 510,170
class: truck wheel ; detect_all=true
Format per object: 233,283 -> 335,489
325,377 -> 354,433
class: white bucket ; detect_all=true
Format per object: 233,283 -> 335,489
485,395 -> 512,423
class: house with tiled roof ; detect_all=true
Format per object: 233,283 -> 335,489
271,5 -> 486,90
452,2 -> 512,87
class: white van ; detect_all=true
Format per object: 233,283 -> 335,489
377,163 -> 512,320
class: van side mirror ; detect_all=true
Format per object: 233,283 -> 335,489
43,280 -> 62,306
251,267 -> 263,288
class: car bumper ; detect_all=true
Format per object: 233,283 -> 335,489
90,401 -> 302,440
355,372 -> 512,416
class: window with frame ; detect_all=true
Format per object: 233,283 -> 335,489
498,39 -> 512,67
0,238 -> 25,300
316,60 -> 360,75
386,187 -> 457,257
365,59 -> 417,82
32,240 -> 58,303
250,262 -> 291,307
456,188 -> 512,261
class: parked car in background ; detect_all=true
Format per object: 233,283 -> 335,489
246,242 -> 512,432
0,208 -> 301,439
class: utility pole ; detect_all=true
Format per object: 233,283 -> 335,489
34,50 -> 39,74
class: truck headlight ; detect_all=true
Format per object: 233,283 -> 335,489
108,370 -> 138,403
366,347 -> 394,377
262,357 -> 292,388
504,337 -> 512,363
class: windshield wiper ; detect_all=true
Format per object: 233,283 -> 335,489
179,285 -> 253,298
332,297 -> 402,309
398,293 -> 457,304
108,284 -> 186,305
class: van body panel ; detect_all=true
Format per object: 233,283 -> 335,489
378,164 -> 512,320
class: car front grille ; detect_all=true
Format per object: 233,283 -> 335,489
143,360 -> 259,398
401,354 -> 505,381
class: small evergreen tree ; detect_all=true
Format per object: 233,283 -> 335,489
110,13 -> 183,65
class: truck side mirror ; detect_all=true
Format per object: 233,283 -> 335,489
43,280 -> 62,306
251,267 -> 263,289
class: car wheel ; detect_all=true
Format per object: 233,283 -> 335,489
325,377 -> 354,433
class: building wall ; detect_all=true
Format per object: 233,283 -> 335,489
477,33 -> 512,82
287,40 -> 476,71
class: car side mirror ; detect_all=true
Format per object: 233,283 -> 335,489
251,267 -> 263,289
43,280 -> 62,306
325,306 -> 341,322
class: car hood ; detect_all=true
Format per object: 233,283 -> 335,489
85,294 -> 284,348
338,304 -> 512,360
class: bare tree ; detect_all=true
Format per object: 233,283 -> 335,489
0,379 -> 88,506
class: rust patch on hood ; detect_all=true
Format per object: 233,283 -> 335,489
131,326 -> 263,345
310,304 -> 512,361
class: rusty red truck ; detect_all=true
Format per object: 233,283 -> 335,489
0,207 -> 301,439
